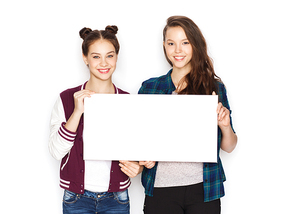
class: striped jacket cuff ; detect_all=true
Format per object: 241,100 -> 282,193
58,122 -> 77,142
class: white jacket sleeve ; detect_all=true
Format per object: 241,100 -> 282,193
49,96 -> 76,160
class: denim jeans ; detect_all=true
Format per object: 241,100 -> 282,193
63,189 -> 130,214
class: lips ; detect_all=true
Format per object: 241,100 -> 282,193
97,68 -> 110,74
174,56 -> 185,61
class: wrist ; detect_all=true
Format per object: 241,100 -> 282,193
73,108 -> 84,117
219,123 -> 232,133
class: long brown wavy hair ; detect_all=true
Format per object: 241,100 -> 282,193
163,16 -> 221,95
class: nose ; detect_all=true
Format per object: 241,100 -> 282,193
175,44 -> 182,53
100,58 -> 108,67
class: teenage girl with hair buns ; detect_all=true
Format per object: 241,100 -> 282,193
49,25 -> 143,214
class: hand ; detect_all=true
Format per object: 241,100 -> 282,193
64,89 -> 95,132
73,90 -> 95,115
139,161 -> 156,169
212,91 -> 230,128
119,161 -> 143,178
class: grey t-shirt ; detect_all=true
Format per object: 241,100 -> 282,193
154,162 -> 203,187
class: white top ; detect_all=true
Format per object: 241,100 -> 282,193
84,160 -> 111,192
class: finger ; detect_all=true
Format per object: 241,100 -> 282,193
139,161 -> 146,166
119,164 -> 132,177
212,91 -> 216,95
74,91 -> 94,99
218,111 -> 225,121
119,163 -> 137,178
81,89 -> 95,94
139,161 -> 155,169
146,161 -> 155,169
120,161 -> 139,172
216,102 -> 223,114
219,107 -> 229,121
120,161 -> 138,169
146,163 -> 154,169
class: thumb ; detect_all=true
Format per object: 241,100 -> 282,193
212,91 -> 216,95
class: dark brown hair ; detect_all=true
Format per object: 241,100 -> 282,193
79,25 -> 120,56
163,16 -> 221,95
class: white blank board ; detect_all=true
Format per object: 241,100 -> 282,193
83,94 -> 218,162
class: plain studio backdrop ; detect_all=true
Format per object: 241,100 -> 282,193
0,0 -> 295,213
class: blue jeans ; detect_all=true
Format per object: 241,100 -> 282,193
63,189 -> 130,214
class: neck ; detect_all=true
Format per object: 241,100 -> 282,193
171,66 -> 190,91
86,78 -> 115,94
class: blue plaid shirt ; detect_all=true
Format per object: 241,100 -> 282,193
138,69 -> 235,202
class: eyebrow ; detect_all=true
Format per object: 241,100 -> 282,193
166,38 -> 189,42
91,51 -> 115,55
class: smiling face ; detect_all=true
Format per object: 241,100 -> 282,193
83,39 -> 117,82
164,26 -> 193,74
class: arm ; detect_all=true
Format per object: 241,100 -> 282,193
217,102 -> 237,153
64,90 -> 94,132
49,97 -> 76,160
49,90 -> 94,160
214,86 -> 237,153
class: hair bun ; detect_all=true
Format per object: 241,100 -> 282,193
105,25 -> 118,34
79,27 -> 92,40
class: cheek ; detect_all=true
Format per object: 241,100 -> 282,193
109,58 -> 117,67
165,46 -> 174,55
87,57 -> 96,66
187,47 -> 193,56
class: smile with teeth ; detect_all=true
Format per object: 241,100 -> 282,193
97,68 -> 110,74
174,56 -> 185,61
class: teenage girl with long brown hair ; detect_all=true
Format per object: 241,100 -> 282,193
139,16 -> 237,214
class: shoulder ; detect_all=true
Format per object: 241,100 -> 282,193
59,84 -> 84,104
143,74 -> 167,86
216,80 -> 231,108
139,70 -> 173,94
60,84 -> 82,97
216,81 -> 226,93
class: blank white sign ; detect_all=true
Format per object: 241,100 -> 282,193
83,94 -> 218,162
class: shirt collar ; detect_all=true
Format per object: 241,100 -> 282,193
81,81 -> 118,94
163,69 -> 176,94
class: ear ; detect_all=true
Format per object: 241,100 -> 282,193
82,54 -> 89,66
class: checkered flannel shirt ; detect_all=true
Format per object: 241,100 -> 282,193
138,69 -> 235,202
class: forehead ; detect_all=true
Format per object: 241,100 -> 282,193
165,26 -> 187,40
88,39 -> 115,54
